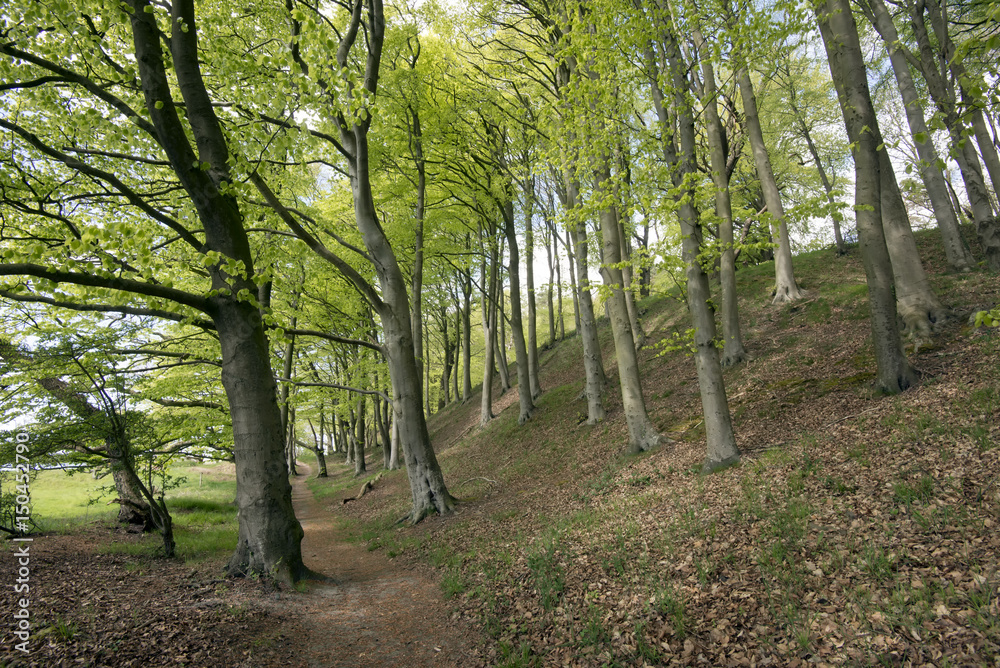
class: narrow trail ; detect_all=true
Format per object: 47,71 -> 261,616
273,463 -> 483,668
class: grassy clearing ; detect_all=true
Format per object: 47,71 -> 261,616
25,460 -> 242,562
24,468 -> 118,530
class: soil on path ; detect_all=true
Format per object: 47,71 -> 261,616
273,463 -> 485,668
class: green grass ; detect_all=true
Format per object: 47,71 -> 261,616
25,469 -> 118,528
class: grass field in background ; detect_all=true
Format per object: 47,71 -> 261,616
18,459 -> 240,561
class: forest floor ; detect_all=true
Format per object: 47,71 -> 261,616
2,230 -> 1000,667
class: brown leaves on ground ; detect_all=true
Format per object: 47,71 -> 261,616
342,236 -> 1000,667
0,527 -> 297,667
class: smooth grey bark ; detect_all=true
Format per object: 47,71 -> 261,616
496,285 -> 511,394
719,1 -> 803,303
544,208 -> 557,344
798,111 -> 847,256
215,299 -> 305,582
287,406 -> 298,476
877,148 -> 951,340
523,178 -> 543,401
555,227 -> 565,340
694,28 -> 747,367
502,200 -> 536,424
424,319 -> 432,416
971,107 -> 1000,205
278,308 -> 298,476
648,33 -> 738,470
437,306 -> 453,408
817,0 -> 918,394
563,176 -> 607,424
453,300 -> 461,402
307,418 -> 329,477
561,219 -> 576,339
595,161 -> 662,454
375,370 -> 391,466
480,236 -> 499,427
461,262 -> 473,403
277,0 -> 453,522
389,400 -> 401,470
345,407 -> 356,465
614,200 -> 646,350
125,0 -> 306,583
613,144 -> 646,350
860,0 -> 975,272
354,395 -> 366,476
907,0 -> 1000,270
410,110 -> 426,393
736,63 -> 805,304
552,50 -> 604,420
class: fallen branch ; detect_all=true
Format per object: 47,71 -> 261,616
342,471 -> 385,504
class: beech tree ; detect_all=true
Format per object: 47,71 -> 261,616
718,0 -> 805,303
0,0 -> 306,582
857,0 -> 976,273
817,0 -> 918,394
257,0 -> 456,521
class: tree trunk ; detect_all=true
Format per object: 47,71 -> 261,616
908,0 -> 1000,270
308,418 -> 329,477
694,28 -> 747,367
564,222 -> 580,338
286,407 -> 298,476
614,203 -> 646,349
503,201 -> 536,424
524,178 -> 543,401
564,176 -> 607,424
389,399 -> 401,470
648,28 -> 739,470
345,408 -> 356,465
877,148 -> 951,340
861,0 -> 975,272
737,63 -> 804,304
595,161 -> 662,454
461,263 -> 473,403
410,109 -> 426,394
424,319 -> 432,416
280,322 -> 297,477
545,209 -> 557,344
720,9 -> 804,305
612,145 -> 646,350
495,284 -> 511,393
126,1 -> 305,582
817,0 -> 918,394
0,338 -> 154,529
216,300 -> 305,584
438,307 -> 452,409
453,300 -> 461,402
481,237 -> 499,427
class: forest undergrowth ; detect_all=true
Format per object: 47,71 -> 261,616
330,228 -> 1000,667
2,229 -> 998,668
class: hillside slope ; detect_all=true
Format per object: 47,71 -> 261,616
315,231 -> 1000,667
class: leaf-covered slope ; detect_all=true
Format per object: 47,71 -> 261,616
325,228 -> 1000,666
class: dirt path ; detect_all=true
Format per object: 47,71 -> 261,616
272,464 -> 484,668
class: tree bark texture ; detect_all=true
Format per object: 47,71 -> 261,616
595,167 -> 662,454
861,0 -> 975,272
694,29 -> 747,367
817,0 -> 918,394
524,178 -> 543,400
653,31 -> 740,470
127,0 -> 305,583
502,201 -> 536,424
564,176 -> 607,424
